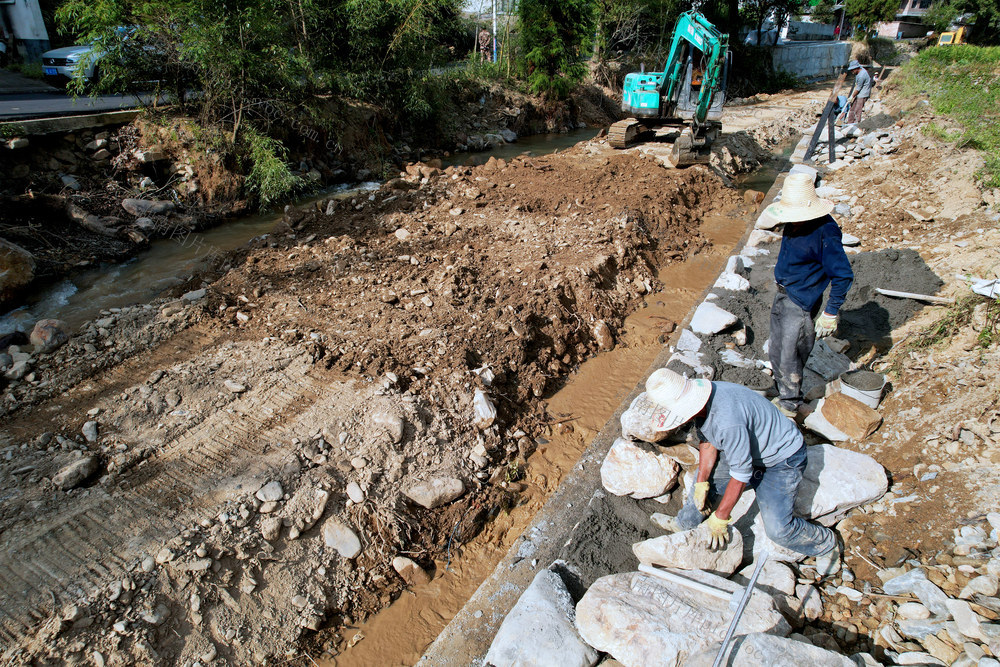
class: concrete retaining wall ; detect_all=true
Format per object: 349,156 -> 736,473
785,20 -> 836,41
772,41 -> 851,81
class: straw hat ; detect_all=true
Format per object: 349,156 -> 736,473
759,173 -> 835,227
645,368 -> 712,431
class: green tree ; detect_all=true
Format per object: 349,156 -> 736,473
844,0 -> 898,35
925,2 -> 962,32
811,0 -> 839,24
518,0 -> 597,98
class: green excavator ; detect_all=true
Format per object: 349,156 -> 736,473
608,10 -> 730,167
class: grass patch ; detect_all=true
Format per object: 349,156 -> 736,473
5,62 -> 45,80
898,45 -> 1000,187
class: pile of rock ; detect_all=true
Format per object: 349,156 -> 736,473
810,124 -> 902,171
868,516 -> 1000,666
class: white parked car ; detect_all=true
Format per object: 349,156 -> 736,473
41,45 -> 101,84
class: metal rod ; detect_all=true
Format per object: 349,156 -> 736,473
712,551 -> 769,667
804,73 -> 847,162
637,564 -> 732,601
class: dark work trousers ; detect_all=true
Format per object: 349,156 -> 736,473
769,287 -> 820,409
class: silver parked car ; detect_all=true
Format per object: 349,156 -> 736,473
41,44 -> 101,84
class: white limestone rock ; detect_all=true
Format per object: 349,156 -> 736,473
484,568 -> 598,667
404,477 -> 465,509
619,393 -> 672,443
794,444 -> 888,526
690,302 -> 738,335
632,524 -> 743,576
733,560 -> 796,596
321,517 -> 362,559
686,632 -> 856,667
575,571 -> 790,667
601,437 -> 680,499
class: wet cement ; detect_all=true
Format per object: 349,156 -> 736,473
695,246 -> 944,380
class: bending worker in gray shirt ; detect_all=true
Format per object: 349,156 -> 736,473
653,368 -> 841,574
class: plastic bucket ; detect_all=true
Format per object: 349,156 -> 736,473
839,370 -> 886,409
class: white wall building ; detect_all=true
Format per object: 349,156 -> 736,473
0,0 -> 51,62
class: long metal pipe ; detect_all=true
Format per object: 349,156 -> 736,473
712,551 -> 770,667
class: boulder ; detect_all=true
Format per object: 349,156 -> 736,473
121,198 -> 176,217
321,517 -> 362,559
793,444 -> 888,526
619,393 -> 674,443
820,392 -> 882,440
372,412 -> 405,444
30,319 -> 70,353
632,523 -> 743,576
575,571 -> 790,667
690,302 -> 738,335
404,477 -> 465,509
280,486 -> 330,534
733,560 -> 796,596
601,437 -> 679,499
484,568 -> 598,667
0,238 -> 36,306
500,129 -> 518,143
52,456 -> 100,490
687,633 -> 856,667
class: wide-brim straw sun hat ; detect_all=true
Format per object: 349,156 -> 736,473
645,368 -> 712,431
759,172 -> 835,227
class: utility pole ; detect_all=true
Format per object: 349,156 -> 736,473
492,0 -> 497,63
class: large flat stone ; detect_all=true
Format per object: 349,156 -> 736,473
793,444 -> 888,526
601,438 -> 680,500
690,302 -> 738,335
484,568 -> 598,667
632,523 -> 743,576
575,571 -> 790,667
882,569 -> 951,617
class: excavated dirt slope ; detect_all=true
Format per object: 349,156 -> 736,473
0,145 -> 759,664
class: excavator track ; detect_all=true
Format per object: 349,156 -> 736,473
607,119 -> 643,149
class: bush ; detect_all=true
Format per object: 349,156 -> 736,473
242,129 -> 302,209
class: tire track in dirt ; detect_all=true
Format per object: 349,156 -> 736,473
0,358 -> 323,653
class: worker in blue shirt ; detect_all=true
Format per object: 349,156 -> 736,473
759,173 -> 854,416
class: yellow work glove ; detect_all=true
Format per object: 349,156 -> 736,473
814,312 -> 838,338
693,481 -> 711,512
706,512 -> 732,551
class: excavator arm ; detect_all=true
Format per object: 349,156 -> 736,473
659,11 -> 728,127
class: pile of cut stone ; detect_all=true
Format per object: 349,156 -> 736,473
482,369 -> 891,667
810,124 -> 901,172
874,523 -> 1000,667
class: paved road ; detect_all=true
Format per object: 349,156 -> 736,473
0,91 -> 164,121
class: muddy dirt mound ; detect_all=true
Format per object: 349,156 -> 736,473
0,148 -> 748,664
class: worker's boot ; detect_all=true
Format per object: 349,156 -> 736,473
814,540 -> 842,577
